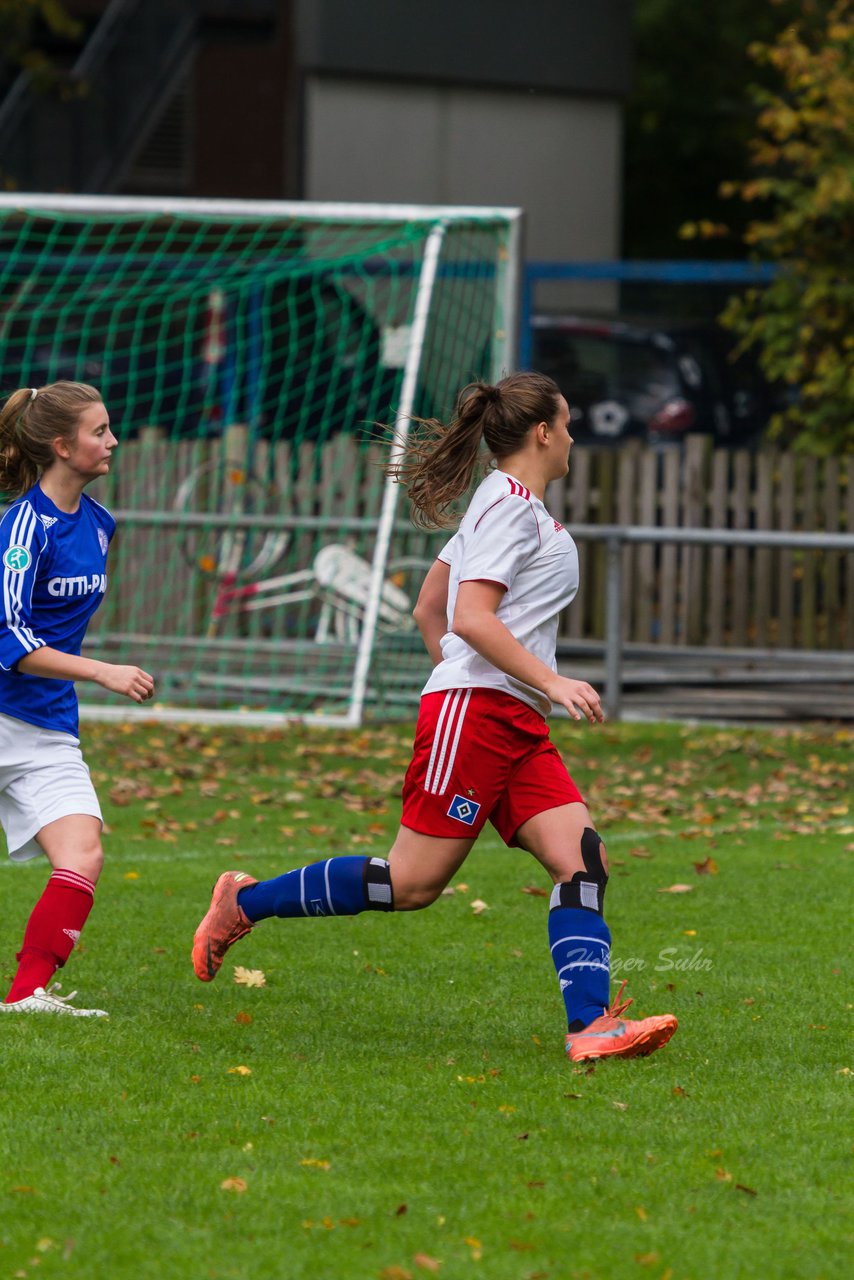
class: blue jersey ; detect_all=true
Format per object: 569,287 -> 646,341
0,484 -> 115,736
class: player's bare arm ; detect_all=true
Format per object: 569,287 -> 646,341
412,558 -> 451,664
452,579 -> 603,723
17,647 -> 155,702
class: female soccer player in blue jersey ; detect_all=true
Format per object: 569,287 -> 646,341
0,382 -> 154,1018
193,372 -> 677,1061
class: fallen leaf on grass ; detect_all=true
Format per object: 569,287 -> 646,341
672,1086 -> 688,1098
715,1167 -> 732,1182
413,1253 -> 441,1272
379,1269 -> 412,1280
520,885 -> 548,897
395,1203 -> 408,1216
736,1183 -> 758,1196
227,1065 -> 252,1076
233,966 -> 266,988
470,899 -> 489,914
634,1253 -> 659,1267
299,1158 -> 331,1170
693,857 -> 719,875
220,1177 -> 247,1193
657,884 -> 694,894
235,1011 -> 252,1025
612,1100 -> 629,1111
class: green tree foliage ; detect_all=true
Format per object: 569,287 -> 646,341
718,0 -> 854,453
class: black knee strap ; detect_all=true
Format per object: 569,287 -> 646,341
549,828 -> 608,915
364,857 -> 394,912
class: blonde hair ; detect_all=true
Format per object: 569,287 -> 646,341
390,372 -> 562,528
0,381 -> 103,498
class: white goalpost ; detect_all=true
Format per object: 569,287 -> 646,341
0,194 -> 523,727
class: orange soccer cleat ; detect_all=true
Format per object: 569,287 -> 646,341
565,980 -> 678,1062
192,870 -> 258,982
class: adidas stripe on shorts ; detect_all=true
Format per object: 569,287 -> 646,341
401,688 -> 584,847
0,712 -> 102,861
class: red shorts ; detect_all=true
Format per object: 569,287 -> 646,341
401,688 -> 585,847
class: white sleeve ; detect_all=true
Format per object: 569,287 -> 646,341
436,534 -> 458,565
458,496 -> 540,589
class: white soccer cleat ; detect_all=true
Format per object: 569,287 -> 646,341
0,983 -> 108,1018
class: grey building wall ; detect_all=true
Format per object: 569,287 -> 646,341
305,79 -> 623,264
296,0 -> 631,302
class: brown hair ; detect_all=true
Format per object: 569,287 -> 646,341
0,381 -> 103,498
390,371 -> 562,528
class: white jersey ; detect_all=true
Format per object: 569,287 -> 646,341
421,469 -> 579,717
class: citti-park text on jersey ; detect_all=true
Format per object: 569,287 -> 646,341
47,574 -> 107,598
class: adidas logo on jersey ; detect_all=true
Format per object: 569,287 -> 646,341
39,515 -> 58,529
62,928 -> 81,946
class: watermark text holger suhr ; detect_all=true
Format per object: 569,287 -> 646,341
562,947 -> 714,975
613,948 -> 713,975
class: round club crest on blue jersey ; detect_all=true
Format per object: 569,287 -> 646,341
97,527 -> 108,555
3,545 -> 31,572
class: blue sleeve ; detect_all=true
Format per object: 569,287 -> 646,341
0,501 -> 48,671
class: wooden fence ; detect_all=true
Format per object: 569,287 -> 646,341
545,435 -> 854,650
88,429 -> 853,655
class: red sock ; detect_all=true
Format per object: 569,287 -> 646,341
5,869 -> 95,1003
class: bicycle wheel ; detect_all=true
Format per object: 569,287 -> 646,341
174,459 -> 288,580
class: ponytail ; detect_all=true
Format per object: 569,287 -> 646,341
389,372 -> 562,529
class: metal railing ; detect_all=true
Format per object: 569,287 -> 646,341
101,509 -> 854,721
573,525 -> 854,718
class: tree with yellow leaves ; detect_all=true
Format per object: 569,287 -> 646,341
718,0 -> 854,453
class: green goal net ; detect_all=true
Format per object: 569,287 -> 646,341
0,195 -> 522,726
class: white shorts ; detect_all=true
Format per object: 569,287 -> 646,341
0,712 -> 102,862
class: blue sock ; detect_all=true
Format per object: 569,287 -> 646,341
237,856 -> 393,921
548,900 -> 611,1031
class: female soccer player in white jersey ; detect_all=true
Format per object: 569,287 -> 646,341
0,382 -> 154,1018
193,373 -> 677,1061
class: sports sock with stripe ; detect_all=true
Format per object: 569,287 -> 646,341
548,905 -> 611,1031
237,856 -> 394,921
5,869 -> 95,1003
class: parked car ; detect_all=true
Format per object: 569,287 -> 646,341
530,314 -> 778,447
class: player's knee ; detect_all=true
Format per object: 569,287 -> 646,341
72,839 -> 104,885
389,878 -> 442,911
550,827 -> 608,916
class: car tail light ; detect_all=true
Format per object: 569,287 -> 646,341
648,398 -> 696,435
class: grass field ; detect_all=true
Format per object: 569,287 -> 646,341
0,718 -> 850,1280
